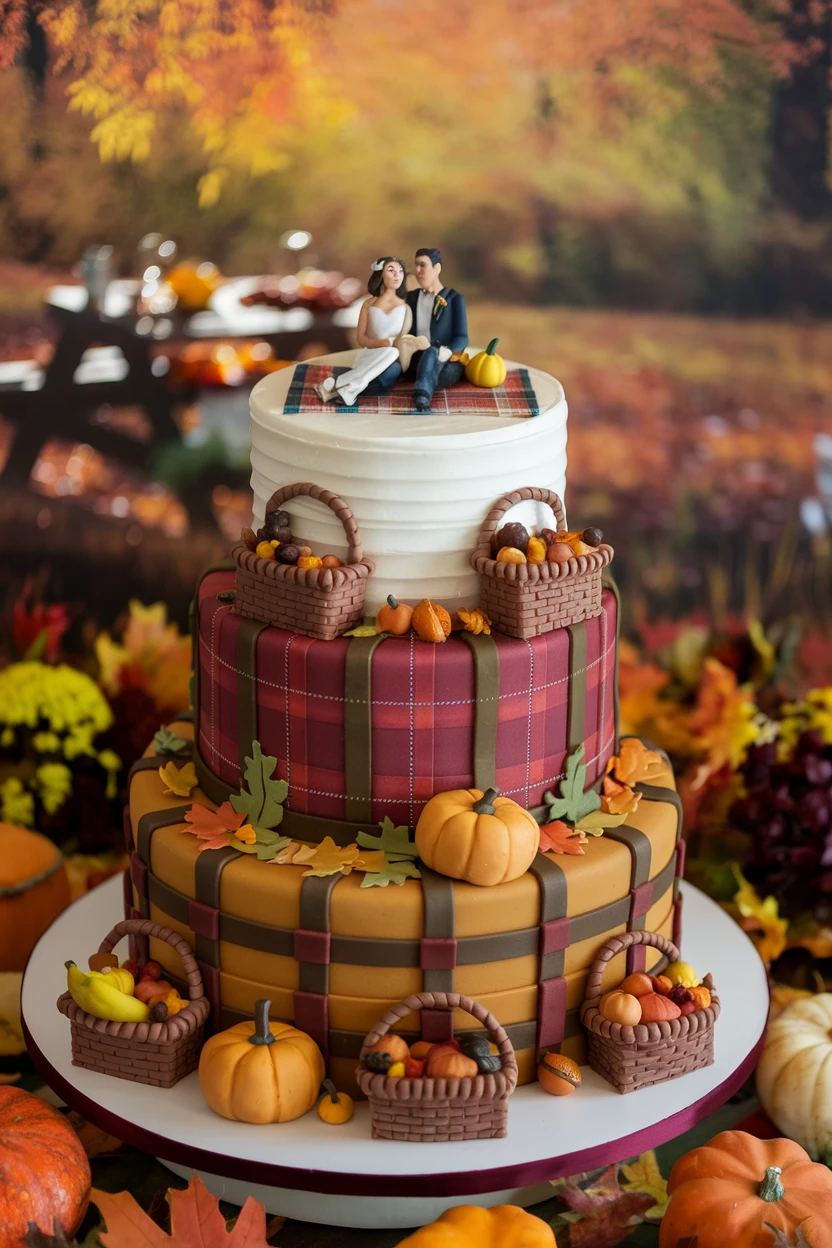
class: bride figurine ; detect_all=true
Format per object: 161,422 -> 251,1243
315,256 -> 426,405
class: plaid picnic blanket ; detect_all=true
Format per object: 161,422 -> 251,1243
283,362 -> 540,417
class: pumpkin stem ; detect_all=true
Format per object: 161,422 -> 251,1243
64,960 -> 76,969
758,1166 -> 785,1202
249,998 -> 275,1046
473,786 -> 500,815
486,338 -> 499,356
320,1077 -> 340,1104
386,594 -> 398,609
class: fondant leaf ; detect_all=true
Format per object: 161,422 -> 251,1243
539,820 -> 587,856
230,740 -> 288,832
357,815 -> 417,860
601,772 -> 643,817
89,1172 -> 270,1245
574,808 -> 628,834
543,744 -> 602,826
619,1151 -> 670,1220
153,727 -> 191,758
159,761 -> 198,797
608,738 -> 665,786
360,858 -> 422,888
343,623 -> 386,637
183,801 -> 245,852
293,836 -> 362,877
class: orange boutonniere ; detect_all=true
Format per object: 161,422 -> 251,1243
432,294 -> 447,319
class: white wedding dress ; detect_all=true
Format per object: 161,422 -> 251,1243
319,302 -> 410,405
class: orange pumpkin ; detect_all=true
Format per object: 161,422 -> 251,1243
409,1040 -> 434,1061
427,1050 -> 478,1080
397,1204 -> 556,1247
659,1131 -> 832,1248
620,973 -> 654,999
599,990 -> 642,1027
651,975 -> 673,996
640,994 -> 681,1024
0,1086 -> 91,1244
415,787 -> 540,886
412,599 -> 452,644
376,594 -> 413,636
537,1052 -> 581,1096
366,1034 -> 410,1065
0,823 -> 71,972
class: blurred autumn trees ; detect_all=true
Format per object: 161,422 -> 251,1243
1,0 -> 831,311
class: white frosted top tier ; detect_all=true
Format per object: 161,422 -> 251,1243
249,351 -> 568,614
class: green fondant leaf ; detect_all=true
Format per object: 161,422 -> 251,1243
357,815 -> 417,859
235,832 -> 292,861
543,744 -> 601,826
153,727 -> 191,757
230,740 -> 288,832
360,859 -> 422,888
575,808 -> 628,834
343,623 -> 387,637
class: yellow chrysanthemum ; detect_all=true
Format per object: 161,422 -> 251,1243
730,866 -> 788,968
0,662 -> 112,736
0,778 -> 34,828
32,731 -> 61,754
35,762 -> 74,815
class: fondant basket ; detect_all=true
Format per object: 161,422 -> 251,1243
356,991 -> 518,1142
57,918 -> 209,1089
471,487 -> 613,639
233,482 -> 375,641
580,930 -> 719,1095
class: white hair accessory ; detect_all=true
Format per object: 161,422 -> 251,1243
370,260 -> 384,271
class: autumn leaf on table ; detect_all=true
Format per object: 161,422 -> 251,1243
66,1109 -> 124,1158
729,865 -> 788,967
159,761 -> 198,798
230,740 -> 288,832
292,836 -> 362,877
543,745 -> 601,826
539,820 -> 587,856
90,1173 -> 271,1246
549,1163 -> 656,1246
357,815 -> 418,860
361,858 -> 422,888
619,1151 -> 669,1219
153,728 -> 191,758
183,801 -> 246,852
607,737 -> 665,787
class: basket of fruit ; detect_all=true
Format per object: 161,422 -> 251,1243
356,991 -> 518,1142
233,481 -> 375,640
579,930 -> 719,1095
56,918 -> 209,1089
470,486 -> 613,639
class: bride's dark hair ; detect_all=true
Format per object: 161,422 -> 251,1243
367,256 -> 408,299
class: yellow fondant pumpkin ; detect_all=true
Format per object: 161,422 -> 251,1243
415,787 -> 540,887
317,1079 -> 354,1125
756,993 -> 832,1161
0,824 -> 71,972
397,1204 -> 555,1247
465,338 -> 507,388
198,998 -> 324,1124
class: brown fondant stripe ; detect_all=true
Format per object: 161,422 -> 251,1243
529,853 -> 569,980
297,874 -> 339,996
175,710 -> 195,724
459,631 -> 500,791
135,806 -> 193,866
420,867 -> 456,994
236,617 -> 266,779
604,823 -> 653,973
344,634 -> 387,822
529,850 -> 570,1057
192,845 -> 239,968
602,572 -> 621,750
638,781 -> 684,902
566,621 -> 587,751
192,559 -> 236,767
129,757 -> 166,782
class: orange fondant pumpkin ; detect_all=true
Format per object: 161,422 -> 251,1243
537,1052 -> 581,1096
620,973 -> 654,999
366,1033 -> 410,1064
412,599 -> 452,644
427,1049 -> 478,1080
415,787 -> 540,886
397,1204 -> 556,1247
659,1131 -> 832,1248
640,994 -> 681,1024
0,1086 -> 91,1243
376,595 -> 413,636
0,823 -> 71,972
409,1040 -> 434,1061
599,990 -> 642,1027
651,975 -> 673,996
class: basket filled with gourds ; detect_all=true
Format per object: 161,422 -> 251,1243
580,930 -> 719,1094
233,482 -> 375,641
470,487 -> 613,640
356,991 -> 518,1141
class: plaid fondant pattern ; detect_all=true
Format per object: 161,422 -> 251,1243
198,573 -> 617,825
284,362 -> 540,418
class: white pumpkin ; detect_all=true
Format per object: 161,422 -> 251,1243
756,993 -> 832,1162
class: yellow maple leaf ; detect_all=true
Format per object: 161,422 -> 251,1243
353,849 -> 386,874
292,836 -> 361,877
267,841 -> 303,865
601,773 -> 642,816
620,1151 -> 669,1219
730,866 -> 788,967
159,761 -> 198,797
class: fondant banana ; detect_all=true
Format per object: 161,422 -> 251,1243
65,961 -> 149,1023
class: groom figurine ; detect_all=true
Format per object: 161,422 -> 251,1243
373,247 -> 468,411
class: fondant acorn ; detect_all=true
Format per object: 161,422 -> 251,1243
493,522 -> 529,556
537,1052 -> 581,1096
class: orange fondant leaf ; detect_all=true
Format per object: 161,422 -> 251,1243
539,820 -> 587,856
353,848 -> 386,874
601,773 -> 643,816
607,738 -> 664,787
268,840 -> 303,864
183,801 -> 246,852
91,1173 -> 270,1246
292,835 -> 362,877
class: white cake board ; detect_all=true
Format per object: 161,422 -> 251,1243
23,877 -> 768,1230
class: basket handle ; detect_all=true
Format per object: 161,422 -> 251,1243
98,918 -> 204,1002
264,482 -> 364,565
360,990 -> 518,1091
473,487 -> 567,561
583,929 -> 681,1004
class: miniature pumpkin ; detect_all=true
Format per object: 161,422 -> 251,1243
651,975 -> 673,996
412,599 -> 452,644
409,1040 -> 434,1061
526,536 -> 547,564
366,1034 -> 410,1065
426,1049 -> 478,1080
598,990 -> 642,1027
198,999 -> 324,1124
537,1052 -> 581,1096
397,1204 -> 556,1247
547,542 -> 574,565
688,985 -> 712,1010
317,1079 -> 354,1125
640,994 -> 681,1024
465,338 -> 507,388
0,823 -> 71,972
405,1056 -> 427,1078
496,546 -> 527,564
756,993 -> 832,1160
659,1130 -> 832,1248
376,594 -> 413,636
666,960 -> 699,988
321,553 -> 342,568
415,786 -> 540,887
620,973 -> 654,999
0,1086 -> 91,1243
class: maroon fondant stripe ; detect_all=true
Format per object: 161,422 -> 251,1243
344,633 -> 387,822
419,866 -> 456,1041
458,630 -> 500,792
529,851 -> 569,1056
236,616 -> 266,780
293,872 -> 339,1062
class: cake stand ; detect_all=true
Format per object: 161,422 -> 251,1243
23,876 -> 768,1231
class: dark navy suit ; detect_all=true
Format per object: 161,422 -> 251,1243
370,286 -> 468,406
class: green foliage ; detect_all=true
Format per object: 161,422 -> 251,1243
152,728 -> 191,757
356,816 -> 417,861
360,859 -> 422,889
543,745 -> 602,826
230,740 -> 288,832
